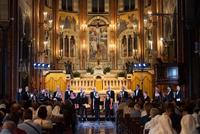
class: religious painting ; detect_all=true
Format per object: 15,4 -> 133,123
117,13 -> 138,36
163,0 -> 176,41
59,15 -> 77,31
88,19 -> 108,61
121,35 -> 127,57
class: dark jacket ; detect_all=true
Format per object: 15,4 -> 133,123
134,89 -> 143,101
106,90 -> 115,102
94,97 -> 100,110
175,90 -> 184,102
166,91 -> 174,102
65,90 -> 73,100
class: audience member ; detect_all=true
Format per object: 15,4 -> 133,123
18,109 -> 42,134
34,106 -> 53,129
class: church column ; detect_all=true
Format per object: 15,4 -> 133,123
157,0 -> 163,58
152,0 -> 157,58
79,0 -> 87,69
109,0 -> 117,69
68,36 -> 71,57
0,28 -> 9,98
32,0 -> 39,91
52,0 -> 59,69
37,0 -> 45,90
138,0 -> 144,62
9,0 -> 18,100
177,0 -> 184,63
126,35 -> 129,57
62,35 -> 65,56
0,0 -> 17,99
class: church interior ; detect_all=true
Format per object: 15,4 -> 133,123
0,0 -> 199,99
0,0 -> 200,134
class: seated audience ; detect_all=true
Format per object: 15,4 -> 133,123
140,103 -> 152,125
0,121 -> 16,134
34,106 -> 53,129
148,103 -> 177,134
18,109 -> 42,134
130,103 -> 141,118
180,114 -> 198,134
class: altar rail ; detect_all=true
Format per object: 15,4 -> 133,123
70,78 -> 128,91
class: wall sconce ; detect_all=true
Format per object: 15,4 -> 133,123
43,41 -> 49,56
147,10 -> 152,16
59,49 -> 63,58
43,11 -> 53,31
81,22 -> 87,31
110,21 -> 116,32
57,49 -> 63,61
59,24 -> 64,35
133,49 -> 138,62
82,40 -> 86,50
110,43 -> 115,52
144,17 -> 153,30
159,37 -> 163,55
60,24 -> 64,31
43,12 -> 48,20
148,40 -> 153,50
133,23 -> 137,31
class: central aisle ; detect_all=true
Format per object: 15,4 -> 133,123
76,121 -> 116,134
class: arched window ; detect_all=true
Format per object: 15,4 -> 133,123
122,36 -> 127,57
121,33 -> 137,58
92,0 -> 105,13
62,0 -> 66,10
128,35 -> 133,57
63,35 -> 76,58
45,0 -> 52,8
70,36 -> 75,57
124,0 -> 135,11
61,0 -> 73,11
65,35 -> 69,57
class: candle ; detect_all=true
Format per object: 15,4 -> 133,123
149,40 -> 153,50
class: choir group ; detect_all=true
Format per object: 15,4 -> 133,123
16,84 -> 184,121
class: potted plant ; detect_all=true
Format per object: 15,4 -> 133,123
103,67 -> 111,74
86,67 -> 94,74
73,71 -> 80,79
117,71 -> 126,79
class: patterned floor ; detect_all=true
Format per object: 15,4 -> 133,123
76,121 -> 116,134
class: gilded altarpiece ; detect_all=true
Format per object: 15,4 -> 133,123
58,12 -> 80,69
117,12 -> 139,69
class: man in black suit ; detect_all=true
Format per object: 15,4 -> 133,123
166,86 -> 174,102
22,86 -> 31,103
117,86 -> 129,103
106,86 -> 115,102
64,85 -> 73,101
77,88 -> 88,121
53,86 -> 62,102
16,88 -> 23,103
134,84 -> 143,102
90,87 -> 97,116
175,85 -> 184,104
